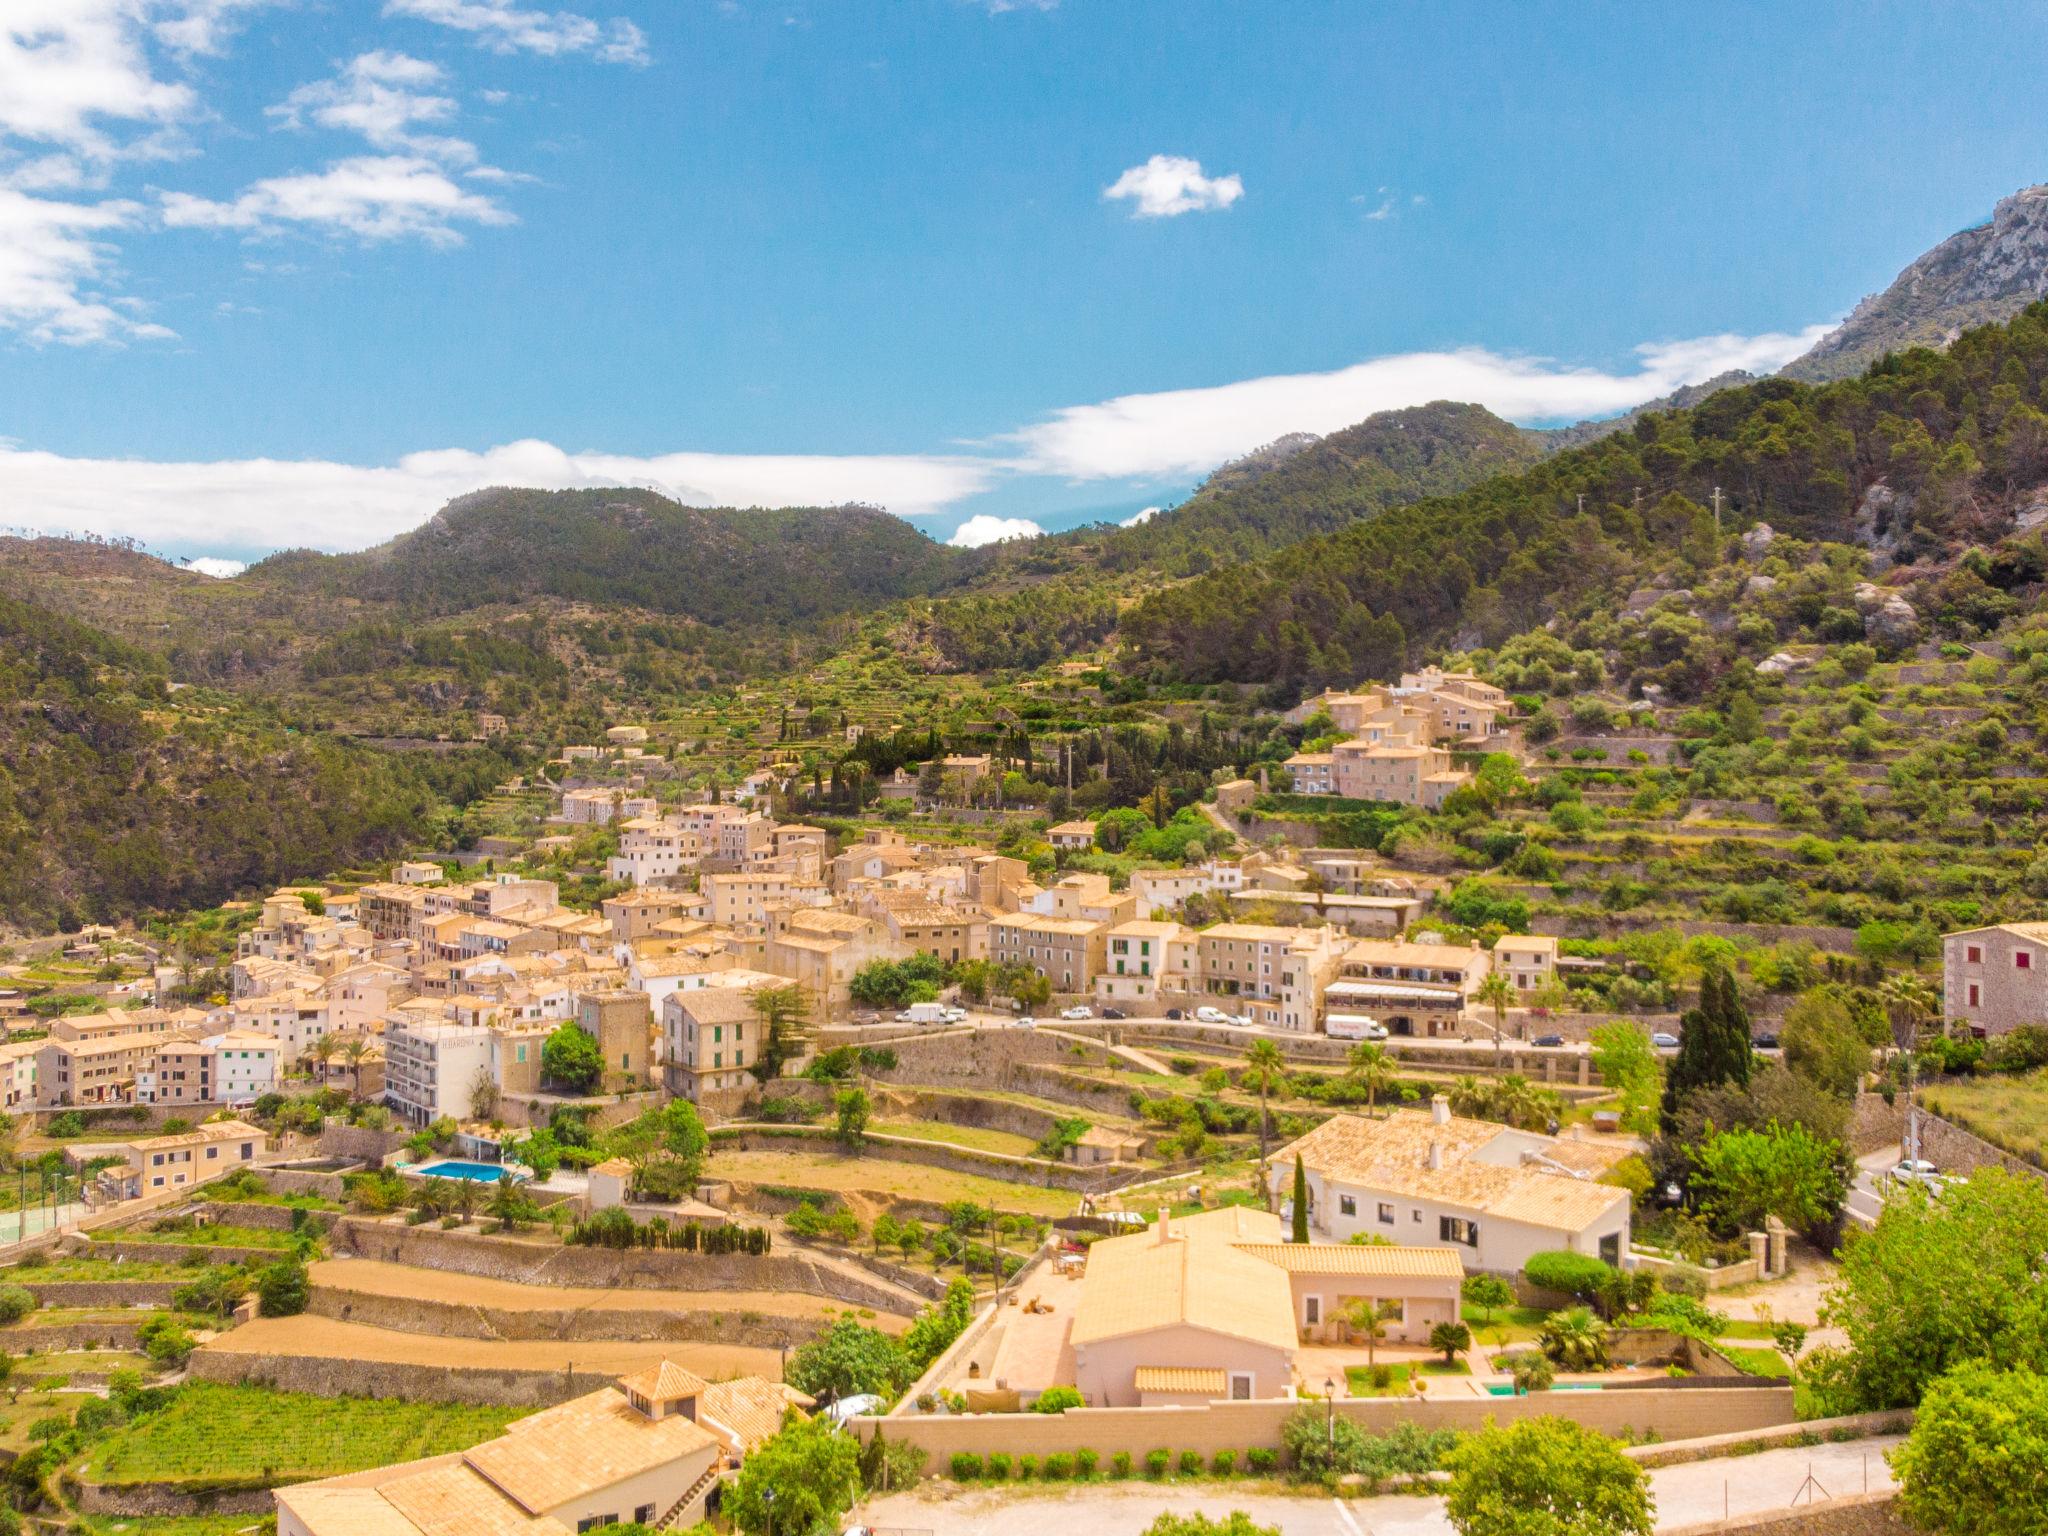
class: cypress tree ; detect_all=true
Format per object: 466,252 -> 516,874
1290,1154 -> 1310,1243
1662,961 -> 1752,1115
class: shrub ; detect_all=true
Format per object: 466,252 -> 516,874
1018,1454 -> 1038,1479
1042,1452 -> 1074,1480
1032,1385 -> 1084,1414
1075,1448 -> 1099,1479
256,1256 -> 310,1317
1246,1446 -> 1277,1474
137,1315 -> 194,1366
0,1287 -> 34,1326
1538,1307 -> 1611,1371
949,1452 -> 982,1480
985,1452 -> 1012,1480
1145,1448 -> 1171,1478
1110,1450 -> 1133,1478
1523,1250 -> 1615,1301
1178,1449 -> 1202,1476
1212,1448 -> 1237,1476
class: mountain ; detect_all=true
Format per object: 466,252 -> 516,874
1119,300 -> 2048,688
0,587 -> 505,929
1538,371 -> 1761,451
1783,184 -> 2048,382
1095,401 -> 1546,577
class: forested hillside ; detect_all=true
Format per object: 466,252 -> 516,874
0,591 -> 513,928
1120,302 -> 2048,691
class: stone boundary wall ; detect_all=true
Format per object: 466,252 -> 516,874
1530,914 -> 1860,951
855,1385 -> 1796,1470
1663,1493 -> 1912,1536
330,1216 -> 921,1315
318,1124 -> 408,1164
307,1284 -> 839,1346
22,1281 -> 179,1307
1912,1106 -> 2048,1180
1629,1249 -> 1764,1293
1626,1410 -> 1912,1470
1850,1093 -> 1909,1156
187,1349 -> 616,1406
4,1319 -> 146,1352
262,1168 -> 358,1201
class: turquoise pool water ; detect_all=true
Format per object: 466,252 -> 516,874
1485,1383 -> 1605,1395
416,1159 -> 521,1183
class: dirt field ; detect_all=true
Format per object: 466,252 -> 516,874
711,1146 -> 1081,1217
309,1257 -> 903,1329
204,1314 -> 786,1380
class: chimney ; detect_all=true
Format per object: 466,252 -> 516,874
1427,1139 -> 1443,1172
1156,1208 -> 1172,1243
1431,1093 -> 1450,1126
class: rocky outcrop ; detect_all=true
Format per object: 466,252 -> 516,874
1784,184 -> 2048,382
1854,582 -> 1920,649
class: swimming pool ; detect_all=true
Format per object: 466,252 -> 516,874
1485,1383 -> 1605,1395
415,1159 -> 522,1183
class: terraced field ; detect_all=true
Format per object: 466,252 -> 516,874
710,1145 -> 1081,1218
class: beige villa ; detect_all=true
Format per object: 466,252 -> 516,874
275,1361 -> 793,1536
1070,1205 -> 1461,1406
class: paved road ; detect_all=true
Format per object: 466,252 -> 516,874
1847,1145 -> 1902,1228
853,1437 -> 1902,1535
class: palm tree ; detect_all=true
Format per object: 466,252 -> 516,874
339,1036 -> 374,1102
1342,1297 -> 1402,1367
306,1033 -> 340,1088
1474,972 -> 1516,1051
1345,1041 -> 1397,1115
1242,1039 -> 1288,1173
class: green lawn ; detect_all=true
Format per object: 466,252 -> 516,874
6,1257 -> 196,1282
110,1223 -> 300,1251
81,1384 -> 527,1491
80,1517 -> 280,1536
1718,1345 -> 1792,1379
1716,1319 -> 1778,1341
1465,1305 -> 1550,1344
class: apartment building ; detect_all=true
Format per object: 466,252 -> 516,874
137,1037 -> 213,1106
663,982 -> 769,1100
113,1120 -> 265,1199
202,1031 -> 280,1102
1192,923 -> 1345,1032
36,1031 -> 163,1106
606,818 -> 701,886
1324,937 -> 1490,1038
1942,920 -> 2048,1034
989,913 -> 1108,993
1094,920 -> 1198,1006
561,787 -> 657,824
763,908 -> 888,1022
701,871 -> 830,928
382,1017 -> 495,1127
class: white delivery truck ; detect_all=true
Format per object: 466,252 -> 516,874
904,1001 -> 948,1024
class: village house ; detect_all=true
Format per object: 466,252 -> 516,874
105,1119 -> 265,1199
1271,1099 -> 1633,1275
989,912 -> 1108,994
1191,923 -> 1346,1032
1495,934 -> 1559,994
1323,936 -> 1491,1039
1094,920 -> 1198,1007
274,1362 -> 793,1536
1943,920 -> 2048,1035
1048,819 -> 1099,851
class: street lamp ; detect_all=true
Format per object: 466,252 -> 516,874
1323,1375 -> 1336,1450
762,1485 -> 775,1536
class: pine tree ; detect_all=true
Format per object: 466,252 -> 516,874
1291,1154 -> 1310,1243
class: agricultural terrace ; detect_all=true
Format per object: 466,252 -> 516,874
79,1383 -> 524,1491
711,1144 -> 1083,1219
1920,1067 -> 2048,1167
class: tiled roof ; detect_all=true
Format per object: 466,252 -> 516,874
698,1376 -> 790,1452
381,1461 -> 567,1536
617,1360 -> 709,1402
1232,1242 -> 1464,1279
277,1483 -> 487,1536
463,1388 -> 716,1514
1073,1206 -> 1295,1354
1133,1367 -> 1226,1394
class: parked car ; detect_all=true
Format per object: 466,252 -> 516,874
1889,1158 -> 1940,1187
1651,1031 -> 1680,1049
1751,1030 -> 1780,1049
1015,1016 -> 1037,1029
1059,1005 -> 1093,1020
1100,1007 -> 1127,1020
826,1393 -> 884,1431
1164,1008 -> 1184,1020
1194,1006 -> 1230,1024
1533,1033 -> 1565,1048
1229,1013 -> 1254,1027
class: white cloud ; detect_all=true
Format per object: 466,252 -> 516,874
0,2 -> 195,162
0,439 -> 1000,554
1103,155 -> 1243,219
161,155 -> 514,245
0,187 -> 171,343
270,53 -> 477,166
180,555 -> 246,577
1119,505 -> 1160,527
384,0 -> 650,64
1007,326 -> 1834,481
153,0 -> 279,57
947,513 -> 1044,547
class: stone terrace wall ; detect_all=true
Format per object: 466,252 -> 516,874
192,1201 -> 338,1233
714,1126 -> 1129,1195
1664,1493 -> 1915,1536
1850,1093 -> 1909,1156
330,1216 -> 921,1315
84,1239 -> 277,1266
318,1124 -> 408,1164
857,1384 -> 1796,1470
187,1349 -> 616,1407
70,1478 -> 277,1518
23,1281 -> 180,1308
262,1168 -> 357,1201
307,1285 -> 836,1347
4,1319 -> 146,1352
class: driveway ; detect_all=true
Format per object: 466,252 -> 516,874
852,1436 -> 1903,1535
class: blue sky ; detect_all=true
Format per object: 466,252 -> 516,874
3,1 -> 2048,565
